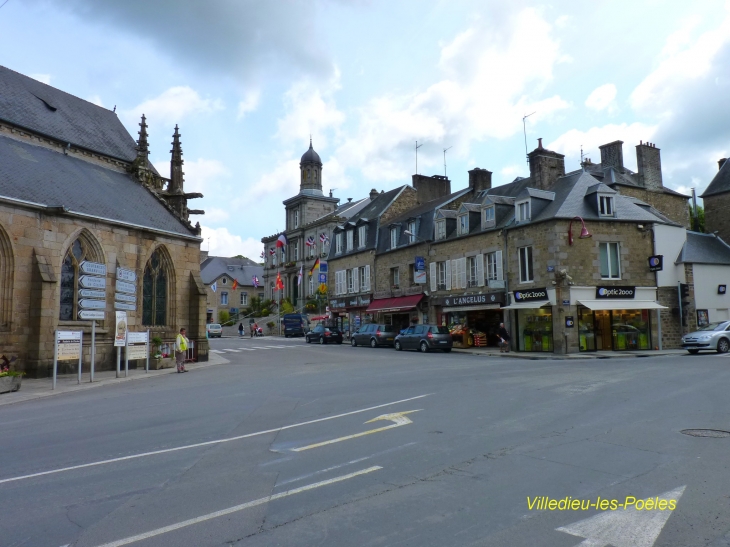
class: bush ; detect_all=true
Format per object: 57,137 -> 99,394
218,310 -> 230,324
261,308 -> 270,317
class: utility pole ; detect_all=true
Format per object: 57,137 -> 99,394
522,112 -> 535,164
443,146 -> 452,177
416,140 -> 423,174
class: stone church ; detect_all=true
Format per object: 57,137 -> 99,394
0,65 -> 208,376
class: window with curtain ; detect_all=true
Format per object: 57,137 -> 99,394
599,242 -> 621,279
59,238 -> 92,321
143,249 -> 167,326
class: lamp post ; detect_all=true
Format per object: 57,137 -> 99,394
567,217 -> 592,246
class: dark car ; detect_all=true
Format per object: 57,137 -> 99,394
306,324 -> 343,345
351,324 -> 397,348
394,325 -> 453,353
282,314 -> 309,338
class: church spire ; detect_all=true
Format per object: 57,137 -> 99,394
136,114 -> 149,159
169,124 -> 184,194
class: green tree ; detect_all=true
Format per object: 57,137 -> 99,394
280,298 -> 295,314
218,310 -> 230,324
688,203 -> 706,232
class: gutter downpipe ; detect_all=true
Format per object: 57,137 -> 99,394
502,225 -> 511,351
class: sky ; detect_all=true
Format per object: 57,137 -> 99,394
2,0 -> 730,260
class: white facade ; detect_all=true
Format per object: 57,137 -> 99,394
653,224 -> 686,287
692,265 -> 730,322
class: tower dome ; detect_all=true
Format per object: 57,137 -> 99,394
300,138 -> 322,165
299,138 -> 323,195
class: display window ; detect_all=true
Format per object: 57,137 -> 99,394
516,308 -> 553,352
578,307 -> 651,351
444,309 -> 503,347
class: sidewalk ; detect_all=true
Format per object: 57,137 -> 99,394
451,346 -> 689,360
0,352 -> 230,407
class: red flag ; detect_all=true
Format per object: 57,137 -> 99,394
231,279 -> 239,290
275,272 -> 284,290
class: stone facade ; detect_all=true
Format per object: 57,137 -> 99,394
616,185 -> 690,229
704,191 -> 730,243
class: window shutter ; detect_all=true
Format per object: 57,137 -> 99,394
459,258 -> 467,289
445,260 -> 452,290
476,254 -> 485,287
430,262 -> 437,291
353,267 -> 359,293
363,265 -> 370,291
495,250 -> 503,281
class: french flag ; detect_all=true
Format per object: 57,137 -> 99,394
276,233 -> 288,248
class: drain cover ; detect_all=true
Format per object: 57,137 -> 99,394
681,429 -> 730,438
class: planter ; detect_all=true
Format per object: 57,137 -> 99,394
0,375 -> 22,394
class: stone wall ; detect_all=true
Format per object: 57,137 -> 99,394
616,186 -> 690,228
379,186 -> 418,224
704,191 -> 730,243
0,203 -> 208,377
327,251 -> 375,300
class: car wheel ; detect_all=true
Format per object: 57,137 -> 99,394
443,348 -> 452,353
419,341 -> 429,353
319,336 -> 325,345
687,349 -> 699,354
306,336 -> 310,344
394,341 -> 402,351
717,338 -> 729,354
370,338 -> 377,348
351,338 -> 357,347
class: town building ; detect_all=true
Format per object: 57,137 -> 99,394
701,156 -> 730,243
200,256 -> 264,324
0,65 -> 208,376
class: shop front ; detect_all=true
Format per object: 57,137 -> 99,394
328,299 -> 349,333
365,294 -> 424,331
345,295 -> 374,335
571,286 -> 665,352
432,292 -> 505,347
502,288 -> 557,352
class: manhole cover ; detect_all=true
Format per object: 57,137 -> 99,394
681,429 -> 730,438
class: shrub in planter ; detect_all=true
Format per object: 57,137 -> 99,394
0,364 -> 23,394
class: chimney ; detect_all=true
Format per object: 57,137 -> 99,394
200,249 -> 209,263
528,138 -> 565,191
412,174 -> 451,204
719,158 -> 727,171
369,188 -> 379,200
636,141 -> 663,191
598,140 -> 624,171
468,168 -> 492,193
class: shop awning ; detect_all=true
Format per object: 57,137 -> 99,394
577,300 -> 667,311
442,304 -> 501,313
501,301 -> 552,310
366,294 -> 423,314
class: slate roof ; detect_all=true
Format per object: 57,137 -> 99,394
675,232 -> 730,265
0,135 -> 196,236
0,65 -> 139,161
701,159 -> 730,198
200,256 -> 264,285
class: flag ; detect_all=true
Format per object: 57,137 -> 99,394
211,281 -> 217,293
276,233 -> 288,248
260,250 -> 265,259
305,236 -> 315,247
319,233 -> 329,244
275,272 -> 284,290
309,257 -> 320,276
297,266 -> 303,286
232,279 -> 239,290
269,248 -> 276,256
252,276 -> 260,288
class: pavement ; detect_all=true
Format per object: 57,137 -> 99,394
3,335 -> 730,547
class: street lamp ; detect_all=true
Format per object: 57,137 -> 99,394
403,229 -> 426,244
567,217 -> 592,246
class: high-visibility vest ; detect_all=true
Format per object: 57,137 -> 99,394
176,334 -> 188,352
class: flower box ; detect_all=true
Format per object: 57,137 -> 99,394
0,375 -> 22,394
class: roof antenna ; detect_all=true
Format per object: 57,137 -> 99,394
522,112 -> 535,164
415,140 -> 424,175
580,144 -> 584,170
113,105 -> 116,113
443,146 -> 452,177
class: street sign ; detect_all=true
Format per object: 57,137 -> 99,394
116,267 -> 137,283
415,256 -> 425,271
115,292 -> 136,303
56,331 -> 82,361
79,275 -> 106,289
114,311 -> 127,347
319,273 -> 327,283
116,280 -> 136,294
78,310 -> 105,320
80,261 -> 107,276
79,289 -> 106,299
126,331 -> 148,360
114,302 -> 136,311
319,262 -> 328,273
78,299 -> 106,309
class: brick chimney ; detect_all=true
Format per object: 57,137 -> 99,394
599,140 -> 624,171
719,158 -> 727,171
636,141 -> 663,191
412,174 -> 451,204
528,138 -> 565,191
468,168 -> 492,193
369,188 -> 379,200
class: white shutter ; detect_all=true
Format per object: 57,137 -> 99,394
476,254 -> 485,287
445,259 -> 452,290
335,271 -> 339,295
459,258 -> 467,289
364,265 -> 371,291
353,267 -> 359,293
496,250 -> 503,281
430,262 -> 437,291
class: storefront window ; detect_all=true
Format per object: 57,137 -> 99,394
578,307 -> 595,351
578,307 -> 651,351
611,309 -> 650,350
516,308 -> 553,352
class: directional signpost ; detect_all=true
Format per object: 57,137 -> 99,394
115,268 -> 137,313
78,261 -> 107,382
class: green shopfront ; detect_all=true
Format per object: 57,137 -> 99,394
503,288 -> 557,353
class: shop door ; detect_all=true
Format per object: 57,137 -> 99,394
578,307 -> 595,351
593,310 -> 611,350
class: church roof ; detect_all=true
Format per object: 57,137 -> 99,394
300,140 -> 322,165
0,65 -> 138,161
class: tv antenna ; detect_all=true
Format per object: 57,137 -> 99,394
415,140 -> 424,174
443,146 -> 452,177
580,144 -> 585,168
522,112 -> 535,164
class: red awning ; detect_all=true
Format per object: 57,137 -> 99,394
366,294 -> 424,314
310,315 -> 328,321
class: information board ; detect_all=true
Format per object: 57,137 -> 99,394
56,331 -> 82,361
126,331 -> 148,360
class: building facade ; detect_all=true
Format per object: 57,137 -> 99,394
200,256 -> 264,324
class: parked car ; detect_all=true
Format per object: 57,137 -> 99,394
283,314 -> 309,338
306,324 -> 343,345
206,323 -> 222,338
682,321 -> 730,354
394,324 -> 452,353
351,324 -> 397,348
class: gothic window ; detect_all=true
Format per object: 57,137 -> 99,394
143,249 -> 168,326
0,224 -> 13,329
59,238 -> 92,321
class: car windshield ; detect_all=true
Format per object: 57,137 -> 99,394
698,322 -> 729,331
431,326 -> 450,334
208,324 -> 221,329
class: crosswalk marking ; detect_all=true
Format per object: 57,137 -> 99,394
210,349 -> 225,354
238,348 -> 257,351
222,349 -> 241,352
210,346 -> 312,354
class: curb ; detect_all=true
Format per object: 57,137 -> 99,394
450,348 -> 687,360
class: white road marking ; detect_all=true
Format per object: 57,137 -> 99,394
209,349 -> 225,354
92,466 -> 382,547
0,394 -> 431,485
237,348 -> 256,351
556,485 -> 686,547
222,349 -> 241,352
251,346 -> 270,349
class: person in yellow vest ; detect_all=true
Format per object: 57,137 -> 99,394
175,327 -> 189,373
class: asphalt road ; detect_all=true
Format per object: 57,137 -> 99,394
3,335 -> 730,547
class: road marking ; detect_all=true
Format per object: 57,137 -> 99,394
0,394 -> 431,485
292,410 -> 421,452
222,349 -> 241,352
237,348 -> 256,351
209,349 -> 225,354
251,346 -> 270,349
91,466 -> 382,547
556,485 -> 686,547
262,345 -> 287,349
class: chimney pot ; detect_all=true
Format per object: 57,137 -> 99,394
538,138 -> 544,149
719,158 -> 727,170
369,188 -> 379,200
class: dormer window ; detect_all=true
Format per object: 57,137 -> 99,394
483,206 -> 495,226
407,220 -> 417,243
358,225 -> 367,248
458,214 -> 469,235
390,227 -> 399,249
435,220 -> 446,240
599,195 -> 614,216
346,230 -> 354,251
516,200 -> 531,222
335,232 -> 343,254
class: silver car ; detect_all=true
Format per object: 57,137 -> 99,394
682,321 -> 730,354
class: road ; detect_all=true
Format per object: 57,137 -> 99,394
2,335 -> 730,547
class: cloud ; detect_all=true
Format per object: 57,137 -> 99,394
204,208 -> 230,224
87,95 -> 104,107
248,158 -> 301,199
237,89 -> 261,119
201,226 -> 262,260
124,86 -> 223,126
30,73 -> 51,84
585,84 -> 617,112
153,157 -> 230,194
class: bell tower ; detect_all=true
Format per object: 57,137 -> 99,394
299,137 -> 323,195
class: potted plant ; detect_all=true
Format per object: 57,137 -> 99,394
0,359 -> 23,394
266,321 -> 276,334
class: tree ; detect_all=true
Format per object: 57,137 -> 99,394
218,310 -> 230,324
688,203 -> 706,233
280,298 -> 295,314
